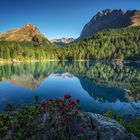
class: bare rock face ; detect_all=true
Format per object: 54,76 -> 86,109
78,9 -> 140,40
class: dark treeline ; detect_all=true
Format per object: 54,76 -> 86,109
0,26 -> 140,60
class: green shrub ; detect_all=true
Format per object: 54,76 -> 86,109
104,110 -> 140,140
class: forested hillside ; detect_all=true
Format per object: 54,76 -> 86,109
0,26 -> 140,61
56,26 -> 140,60
0,41 -> 57,61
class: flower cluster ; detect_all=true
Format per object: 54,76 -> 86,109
40,94 -> 81,126
11,122 -> 20,129
64,94 -> 71,99
40,94 -> 80,111
0,95 -> 89,140
39,94 -> 83,138
41,100 -> 47,107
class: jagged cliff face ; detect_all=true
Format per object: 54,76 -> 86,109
0,24 -> 52,45
51,38 -> 75,46
79,9 -> 140,40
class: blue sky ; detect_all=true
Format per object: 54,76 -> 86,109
0,0 -> 140,39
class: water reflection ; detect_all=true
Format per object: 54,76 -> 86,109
0,61 -> 140,118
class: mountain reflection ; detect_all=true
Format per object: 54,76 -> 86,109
0,61 -> 140,102
0,61 -> 140,117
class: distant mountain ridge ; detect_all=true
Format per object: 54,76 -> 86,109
51,38 -> 75,46
0,24 -> 52,46
78,9 -> 140,40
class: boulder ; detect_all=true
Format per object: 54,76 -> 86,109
82,112 -> 137,140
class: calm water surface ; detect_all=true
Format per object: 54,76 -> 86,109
0,61 -> 140,118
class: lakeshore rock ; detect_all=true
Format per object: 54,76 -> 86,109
42,112 -> 137,140
81,112 -> 137,140
5,111 -> 137,140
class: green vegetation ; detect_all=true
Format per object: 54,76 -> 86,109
0,95 -> 92,140
0,25 -> 140,139
65,26 -> 140,60
0,26 -> 140,61
0,62 -> 140,139
0,41 -> 57,61
0,95 -> 139,140
104,110 -> 140,140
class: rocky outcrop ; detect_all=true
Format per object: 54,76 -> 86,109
5,111 -> 137,140
82,112 -> 137,140
41,112 -> 137,140
78,9 -> 140,40
51,37 -> 75,46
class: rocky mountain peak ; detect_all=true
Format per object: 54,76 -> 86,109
24,23 -> 35,27
93,9 -> 127,21
52,37 -> 75,46
96,9 -> 112,17
0,24 -> 51,46
78,9 -> 140,40
21,23 -> 41,35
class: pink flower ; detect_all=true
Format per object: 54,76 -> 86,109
60,107 -> 66,113
68,99 -> 73,103
75,109 -> 79,114
68,105 -> 73,109
41,100 -> 47,107
64,94 -> 71,99
76,99 -> 80,103
11,122 -> 19,129
62,107 -> 66,111
79,127 -> 84,133
55,97 -> 61,102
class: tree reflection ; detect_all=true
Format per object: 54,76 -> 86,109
0,61 -> 139,101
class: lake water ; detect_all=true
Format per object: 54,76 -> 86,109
0,61 -> 140,119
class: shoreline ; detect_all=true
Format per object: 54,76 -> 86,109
0,59 -> 140,64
